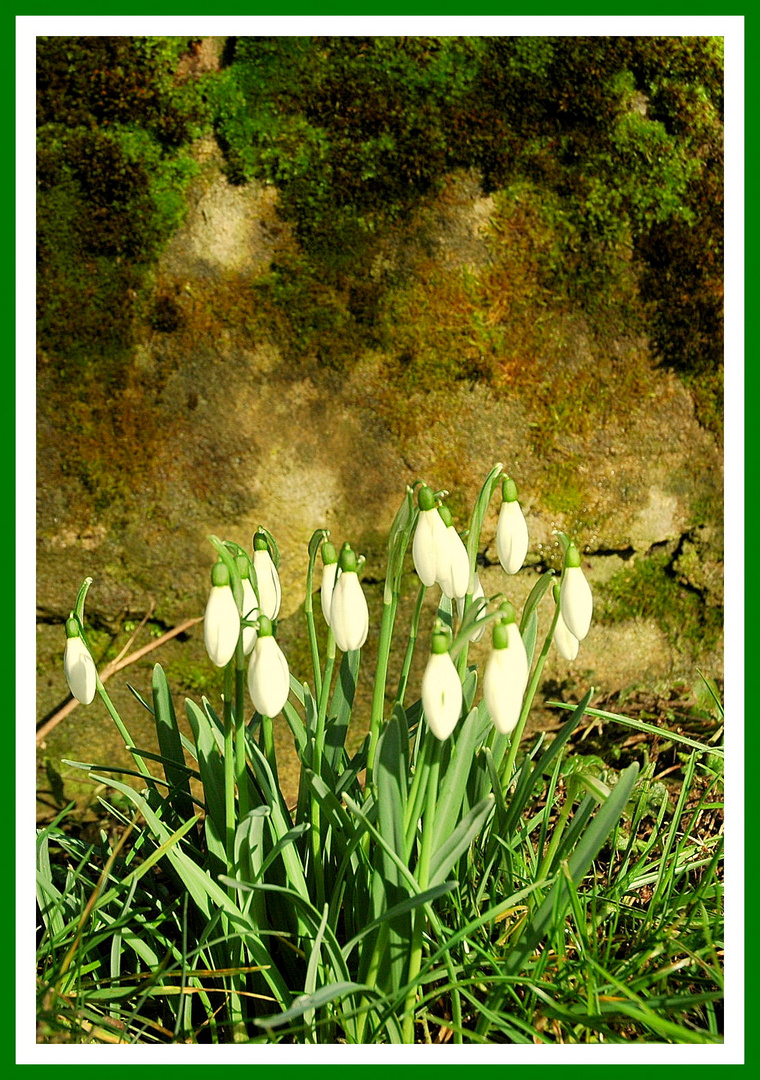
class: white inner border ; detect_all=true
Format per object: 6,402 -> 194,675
18,13 -> 744,1066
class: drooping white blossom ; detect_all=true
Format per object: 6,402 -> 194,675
204,563 -> 241,667
240,575 -> 259,656
320,541 -> 339,627
422,647 -> 463,741
247,617 -> 290,716
437,511 -> 471,601
559,550 -> 593,641
412,485 -> 449,587
483,611 -> 529,736
63,621 -> 97,705
253,544 -> 282,621
553,608 -> 580,661
330,543 -> 369,652
496,478 -> 529,575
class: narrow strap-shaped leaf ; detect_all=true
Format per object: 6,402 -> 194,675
502,761 -> 640,977
503,691 -> 591,834
153,665 -> 199,841
256,981 -> 368,1031
429,793 -> 495,888
326,648 -> 361,772
185,698 -> 227,839
432,706 -> 484,854
375,707 -> 409,889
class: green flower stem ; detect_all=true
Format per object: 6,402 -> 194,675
536,780 -> 577,882
395,581 -> 425,709
260,713 -> 278,786
404,731 -> 432,861
234,639 -> 251,822
95,676 -> 151,780
304,547 -> 323,701
223,662 -> 236,876
367,593 -> 398,783
355,922 -> 389,1044
403,736 -> 442,1043
499,603 -> 562,787
311,631 -> 336,911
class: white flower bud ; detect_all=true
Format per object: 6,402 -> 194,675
321,561 -> 339,627
330,570 -> 369,652
204,583 -> 240,667
553,609 -> 580,660
64,633 -> 97,705
241,576 -> 259,656
438,524 -> 471,600
413,507 -> 449,587
247,632 -> 290,716
496,499 -> 529,575
253,547 -> 282,621
559,564 -> 593,641
422,649 -> 463,741
483,620 -> 529,735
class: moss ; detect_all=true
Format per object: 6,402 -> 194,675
598,548 -> 723,656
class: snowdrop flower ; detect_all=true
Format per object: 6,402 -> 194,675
247,615 -> 290,716
483,603 -> 529,736
320,540 -> 339,627
436,504 -> 471,600
253,530 -> 281,621
457,573 -> 487,642
204,561 -> 240,667
412,484 -> 449,588
552,584 -> 579,660
63,618 -> 97,705
236,556 -> 259,656
421,623 -> 463,741
559,543 -> 593,641
330,542 -> 369,652
496,477 -> 529,575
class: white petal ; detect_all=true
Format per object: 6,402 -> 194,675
496,500 -> 529,575
553,610 -> 580,660
320,562 -> 338,626
422,651 -> 463,740
204,585 -> 240,667
412,510 -> 441,587
330,571 -> 369,652
439,525 -> 471,600
559,565 -> 593,641
248,635 -> 290,716
64,637 -> 97,705
483,639 -> 529,736
253,549 -> 282,620
241,577 -> 259,656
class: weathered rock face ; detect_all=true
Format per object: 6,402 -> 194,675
36,141 -> 723,809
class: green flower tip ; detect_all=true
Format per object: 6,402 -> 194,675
253,531 -> 269,552
552,581 -> 561,603
235,554 -> 251,579
502,476 -> 519,503
65,616 -> 81,639
257,614 -> 274,637
338,542 -> 359,574
437,504 -> 453,528
497,599 -> 517,624
430,618 -> 452,654
492,621 -> 510,650
565,543 -> 582,569
321,540 -> 338,566
418,484 -> 436,512
211,561 -> 230,587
